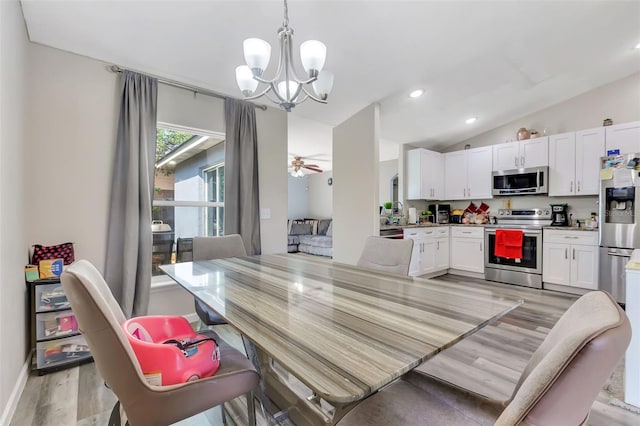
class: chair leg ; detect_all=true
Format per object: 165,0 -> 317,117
247,391 -> 256,426
220,402 -> 227,425
108,401 -> 121,426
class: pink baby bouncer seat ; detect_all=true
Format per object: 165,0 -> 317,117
123,315 -> 220,385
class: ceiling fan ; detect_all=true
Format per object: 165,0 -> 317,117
289,156 -> 323,177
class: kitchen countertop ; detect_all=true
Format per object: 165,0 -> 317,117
380,223 -> 486,230
381,224 -> 599,231
542,226 -> 598,232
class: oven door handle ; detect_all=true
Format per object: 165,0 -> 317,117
536,168 -> 540,192
485,229 -> 542,235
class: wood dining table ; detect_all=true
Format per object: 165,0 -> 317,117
161,254 -> 522,425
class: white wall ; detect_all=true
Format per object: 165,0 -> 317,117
308,171 -> 333,219
448,72 -> 640,152
288,175 -> 309,219
333,104 -> 380,264
255,106 -> 288,254
379,159 -> 398,208
25,44 -> 119,271
1,35 -> 288,420
0,1 -> 30,422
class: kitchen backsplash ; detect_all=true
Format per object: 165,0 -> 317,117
406,195 -> 598,226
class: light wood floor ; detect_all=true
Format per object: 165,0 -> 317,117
10,273 -> 640,425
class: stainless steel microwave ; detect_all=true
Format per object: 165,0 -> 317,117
491,166 -> 548,196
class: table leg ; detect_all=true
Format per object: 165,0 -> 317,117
241,336 -> 359,426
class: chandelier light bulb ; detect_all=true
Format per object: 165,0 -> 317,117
243,38 -> 271,76
300,40 -> 326,77
312,71 -> 334,100
409,89 -> 424,98
235,66 -> 258,96
277,80 -> 300,101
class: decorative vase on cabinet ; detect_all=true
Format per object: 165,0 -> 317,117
517,128 -> 530,141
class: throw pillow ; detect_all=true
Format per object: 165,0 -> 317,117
317,219 -> 332,236
326,221 -> 333,237
290,223 -> 313,235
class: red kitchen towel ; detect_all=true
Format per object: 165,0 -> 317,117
495,229 -> 523,259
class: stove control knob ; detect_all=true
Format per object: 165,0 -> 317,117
536,209 -> 541,215
543,209 -> 549,216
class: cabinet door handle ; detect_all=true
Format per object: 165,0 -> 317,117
570,181 -> 573,193
437,241 -> 440,250
480,242 -> 482,252
577,181 -> 581,193
565,248 -> 568,259
573,248 -> 575,260
515,156 -> 518,167
467,188 -> 470,197
521,156 -> 525,167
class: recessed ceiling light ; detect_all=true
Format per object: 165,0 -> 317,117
409,89 -> 424,98
635,42 -> 640,49
465,117 -> 477,124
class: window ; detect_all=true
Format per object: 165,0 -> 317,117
205,164 -> 224,237
152,124 -> 225,275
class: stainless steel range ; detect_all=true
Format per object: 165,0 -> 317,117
484,208 -> 552,288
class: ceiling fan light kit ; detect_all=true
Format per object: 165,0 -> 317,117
289,156 -> 323,177
235,0 -> 334,111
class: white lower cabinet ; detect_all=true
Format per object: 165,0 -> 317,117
404,227 -> 449,276
542,230 -> 598,290
450,227 -> 485,273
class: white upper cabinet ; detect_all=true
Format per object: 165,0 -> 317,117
549,132 -> 577,196
492,142 -> 520,170
575,127 -> 605,195
492,137 -> 548,171
549,129 -> 604,196
520,138 -> 549,168
605,121 -> 640,155
444,146 -> 493,200
406,148 -> 443,200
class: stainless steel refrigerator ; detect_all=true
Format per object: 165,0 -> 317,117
599,153 -> 640,304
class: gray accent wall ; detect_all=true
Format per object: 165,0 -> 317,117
288,175 -> 309,219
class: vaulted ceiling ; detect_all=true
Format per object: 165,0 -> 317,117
21,0 -> 640,166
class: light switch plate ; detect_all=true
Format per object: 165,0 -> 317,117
260,208 -> 271,219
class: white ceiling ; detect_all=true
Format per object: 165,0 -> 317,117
21,0 -> 640,164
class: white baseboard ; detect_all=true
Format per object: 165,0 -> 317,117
0,350 -> 32,426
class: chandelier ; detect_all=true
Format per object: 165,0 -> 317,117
235,0 -> 334,112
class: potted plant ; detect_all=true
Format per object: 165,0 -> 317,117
384,202 -> 393,215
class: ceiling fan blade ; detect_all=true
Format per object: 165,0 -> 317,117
304,165 -> 323,173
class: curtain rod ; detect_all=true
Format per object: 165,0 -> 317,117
109,65 -> 267,111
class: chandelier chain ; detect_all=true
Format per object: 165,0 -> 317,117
283,0 -> 289,28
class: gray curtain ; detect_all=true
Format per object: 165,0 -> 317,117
105,71 -> 158,318
224,99 -> 261,255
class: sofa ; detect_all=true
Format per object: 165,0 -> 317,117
287,218 -> 333,257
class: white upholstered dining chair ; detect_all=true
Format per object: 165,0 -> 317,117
60,259 -> 260,426
338,290 -> 631,425
192,234 -> 247,327
357,236 -> 414,275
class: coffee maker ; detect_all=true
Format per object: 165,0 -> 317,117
550,203 -> 569,226
428,204 -> 450,224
